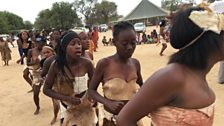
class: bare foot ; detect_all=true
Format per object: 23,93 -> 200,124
16,59 -> 20,64
34,107 -> 40,115
27,89 -> 33,93
160,53 -> 164,56
50,117 -> 57,125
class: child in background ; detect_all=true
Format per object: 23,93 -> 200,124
39,46 -> 59,125
108,38 -> 113,46
102,36 -> 108,46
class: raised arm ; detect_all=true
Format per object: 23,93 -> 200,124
117,66 -> 183,126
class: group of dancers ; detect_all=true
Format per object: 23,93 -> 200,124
15,3 -> 224,126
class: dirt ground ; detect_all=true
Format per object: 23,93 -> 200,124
0,28 -> 224,126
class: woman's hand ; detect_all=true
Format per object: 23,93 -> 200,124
65,95 -> 81,105
104,100 -> 125,115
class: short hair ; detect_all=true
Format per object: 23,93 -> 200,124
168,7 -> 224,70
113,21 -> 135,39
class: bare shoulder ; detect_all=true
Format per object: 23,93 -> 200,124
80,57 -> 93,66
96,56 -> 112,67
86,51 -> 94,60
149,63 -> 186,88
130,58 -> 140,66
49,60 -> 60,73
45,55 -> 56,65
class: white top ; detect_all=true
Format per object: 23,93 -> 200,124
73,73 -> 88,94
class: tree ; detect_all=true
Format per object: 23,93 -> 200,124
24,21 -> 33,30
161,0 -> 182,11
34,2 -> 81,30
0,12 -> 9,34
94,0 -> 118,24
161,0 -> 197,12
5,12 -> 24,30
207,0 -> 215,3
73,0 -> 97,26
0,11 -> 25,34
35,9 -> 52,30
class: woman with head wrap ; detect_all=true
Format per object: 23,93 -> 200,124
43,31 -> 96,126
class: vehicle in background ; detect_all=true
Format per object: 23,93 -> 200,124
99,24 -> 108,32
71,27 -> 89,34
134,22 -> 146,33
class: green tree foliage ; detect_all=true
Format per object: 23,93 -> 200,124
74,0 -> 119,26
73,0 -> 97,26
35,9 -> 52,30
35,2 -> 81,30
94,0 -> 118,24
207,0 -> 215,3
161,0 -> 182,11
4,11 -> 24,30
24,21 -> 34,30
0,11 -> 25,34
0,12 -> 9,34
161,0 -> 197,11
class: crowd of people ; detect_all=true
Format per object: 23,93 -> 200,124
0,2 -> 224,126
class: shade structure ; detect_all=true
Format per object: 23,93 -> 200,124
123,0 -> 167,21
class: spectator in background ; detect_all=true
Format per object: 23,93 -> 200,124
147,35 -> 153,44
16,32 -> 24,64
136,32 -> 141,44
8,33 -> 15,47
108,38 -> 113,46
0,37 -> 11,66
92,26 -> 99,52
88,28 -> 95,54
158,19 -> 168,56
141,32 -> 147,44
102,36 -> 109,46
151,29 -> 158,43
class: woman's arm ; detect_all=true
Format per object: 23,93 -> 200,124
87,60 -> 94,87
40,55 -> 55,77
43,62 -> 81,105
26,49 -> 34,66
133,58 -> 143,86
117,66 -> 183,126
88,59 -> 108,104
88,58 -> 125,114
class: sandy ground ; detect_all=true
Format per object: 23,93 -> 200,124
0,28 -> 224,126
